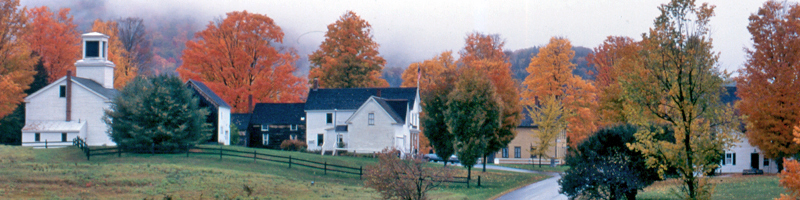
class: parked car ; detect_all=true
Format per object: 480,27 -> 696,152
424,153 -> 459,164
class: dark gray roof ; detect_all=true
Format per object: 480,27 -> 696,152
373,97 -> 407,124
186,79 -> 230,108
721,85 -> 738,105
250,103 -> 305,125
519,107 -> 537,128
231,114 -> 251,131
335,125 -> 348,132
305,87 -> 417,110
72,77 -> 118,100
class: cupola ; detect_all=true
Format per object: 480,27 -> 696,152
75,32 -> 115,89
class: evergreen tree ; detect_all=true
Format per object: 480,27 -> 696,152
104,75 -> 212,151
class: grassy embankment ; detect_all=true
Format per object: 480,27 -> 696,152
0,145 -> 545,199
637,175 -> 786,200
497,164 -> 570,172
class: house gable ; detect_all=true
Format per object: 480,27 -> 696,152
345,96 -> 404,125
25,76 -> 116,103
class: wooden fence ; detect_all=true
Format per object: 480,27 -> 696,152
22,140 -> 73,149
72,137 -> 478,186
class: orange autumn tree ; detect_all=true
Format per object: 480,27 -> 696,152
587,36 -> 640,127
92,19 -> 136,88
0,0 -> 36,119
401,51 -> 456,91
458,32 -> 521,171
24,6 -> 80,83
309,11 -> 388,88
178,11 -> 306,113
401,51 -> 457,154
523,37 -> 598,147
778,126 -> 800,200
736,0 -> 800,172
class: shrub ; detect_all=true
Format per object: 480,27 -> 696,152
103,75 -> 212,152
559,124 -> 665,200
280,139 -> 307,151
364,148 -> 455,200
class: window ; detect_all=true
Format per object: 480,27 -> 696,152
35,133 -> 40,142
85,41 -> 99,57
514,146 -> 521,158
290,124 -> 297,131
724,153 -> 736,165
368,113 -> 375,125
59,85 -> 66,98
317,134 -> 324,146
502,147 -> 508,158
326,113 -> 333,124
261,124 -> 269,131
61,133 -> 67,142
764,159 -> 770,166
262,134 -> 269,145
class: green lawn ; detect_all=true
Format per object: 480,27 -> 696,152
498,164 -> 570,172
0,145 -> 546,199
637,175 -> 787,200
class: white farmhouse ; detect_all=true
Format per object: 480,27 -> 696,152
717,85 -> 779,174
22,32 -> 117,147
304,86 -> 420,155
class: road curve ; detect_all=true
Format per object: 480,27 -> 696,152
495,171 -> 567,200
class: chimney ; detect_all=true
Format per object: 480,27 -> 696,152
248,94 -> 253,113
377,88 -> 381,97
66,70 -> 72,121
312,78 -> 319,90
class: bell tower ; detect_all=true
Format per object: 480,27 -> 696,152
75,32 -> 115,89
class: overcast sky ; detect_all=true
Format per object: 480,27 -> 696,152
22,0 -> 769,75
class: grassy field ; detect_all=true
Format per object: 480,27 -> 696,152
0,145 -> 546,199
637,175 -> 786,200
497,164 -> 570,172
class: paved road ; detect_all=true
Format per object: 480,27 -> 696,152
437,163 -> 568,200
495,171 -> 567,200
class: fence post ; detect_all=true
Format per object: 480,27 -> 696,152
219,147 -> 223,160
289,155 -> 292,168
45,140 -> 48,149
478,176 -> 481,187
359,166 -> 363,179
253,151 -> 257,163
86,147 -> 90,161
151,143 -> 155,155
324,161 -> 327,175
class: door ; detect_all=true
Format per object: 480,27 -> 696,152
751,153 -> 759,169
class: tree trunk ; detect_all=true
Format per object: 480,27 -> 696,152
625,190 -> 637,200
482,154 -> 487,172
777,154 -> 785,173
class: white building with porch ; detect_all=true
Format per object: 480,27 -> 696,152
21,32 -> 118,147
304,87 -> 420,155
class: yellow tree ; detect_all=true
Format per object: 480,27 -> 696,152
92,19 -> 136,88
587,36 -> 640,127
458,32 -> 521,172
523,37 -> 597,148
621,0 -> 739,198
0,0 -> 37,119
309,11 -> 387,88
527,95 -> 567,168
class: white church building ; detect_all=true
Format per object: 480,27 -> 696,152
22,32 -> 118,147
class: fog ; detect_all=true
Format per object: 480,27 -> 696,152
21,0 -> 765,75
